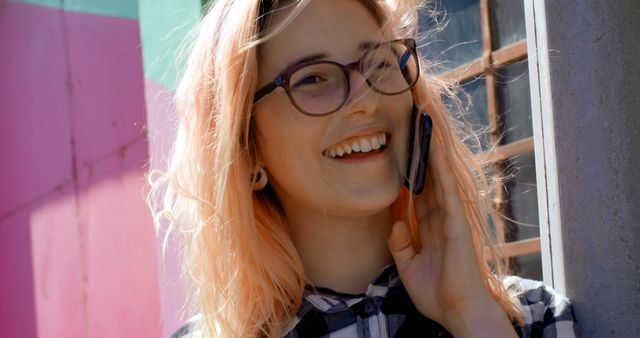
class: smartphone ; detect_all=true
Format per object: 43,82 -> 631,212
404,106 -> 433,195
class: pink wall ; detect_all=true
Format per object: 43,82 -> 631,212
0,2 -> 162,337
143,77 -> 185,336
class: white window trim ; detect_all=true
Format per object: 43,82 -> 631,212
524,0 -> 566,294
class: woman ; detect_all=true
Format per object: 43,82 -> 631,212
148,0 -> 578,337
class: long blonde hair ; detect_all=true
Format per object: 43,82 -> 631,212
147,0 -> 522,337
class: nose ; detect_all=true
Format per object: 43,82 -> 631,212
341,68 -> 379,116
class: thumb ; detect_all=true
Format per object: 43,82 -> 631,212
388,220 -> 416,270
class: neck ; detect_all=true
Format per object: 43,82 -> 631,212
285,206 -> 394,295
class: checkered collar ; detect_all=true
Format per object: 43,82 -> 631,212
300,263 -> 402,313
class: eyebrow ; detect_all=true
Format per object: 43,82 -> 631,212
358,41 -> 383,50
285,53 -> 328,70
283,41 -> 382,70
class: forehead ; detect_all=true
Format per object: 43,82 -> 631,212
259,0 -> 385,76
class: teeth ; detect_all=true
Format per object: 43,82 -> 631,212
371,136 -> 381,150
360,138 -> 372,152
351,141 -> 361,152
324,132 -> 387,158
344,144 -> 352,154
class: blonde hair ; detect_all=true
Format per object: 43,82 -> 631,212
147,0 -> 523,337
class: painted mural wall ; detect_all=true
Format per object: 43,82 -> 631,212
0,0 -> 192,336
3,0 -> 640,337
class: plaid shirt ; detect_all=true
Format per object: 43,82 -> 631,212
172,264 -> 578,338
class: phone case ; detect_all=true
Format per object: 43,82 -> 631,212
404,107 -> 433,195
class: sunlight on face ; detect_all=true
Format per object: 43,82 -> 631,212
253,0 -> 413,219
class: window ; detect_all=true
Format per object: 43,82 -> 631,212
419,0 -> 542,279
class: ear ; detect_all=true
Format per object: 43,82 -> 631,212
252,165 -> 268,191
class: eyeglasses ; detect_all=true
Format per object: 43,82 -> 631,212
253,39 -> 420,116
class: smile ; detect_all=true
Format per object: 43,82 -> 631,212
323,132 -> 388,159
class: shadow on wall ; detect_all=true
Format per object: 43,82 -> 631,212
0,1 -> 164,337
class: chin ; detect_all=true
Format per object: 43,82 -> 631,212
335,182 -> 403,216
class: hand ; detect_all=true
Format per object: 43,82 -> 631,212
388,144 -> 516,337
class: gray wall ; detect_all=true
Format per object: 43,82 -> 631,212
544,0 -> 640,336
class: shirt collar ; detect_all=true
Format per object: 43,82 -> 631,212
281,264 -> 404,336
301,263 -> 402,312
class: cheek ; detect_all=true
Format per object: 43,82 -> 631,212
256,123 -> 327,207
255,120 -> 288,167
391,93 -> 414,138
390,94 -> 414,172
254,108 -> 318,181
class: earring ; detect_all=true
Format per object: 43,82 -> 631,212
252,166 -> 268,191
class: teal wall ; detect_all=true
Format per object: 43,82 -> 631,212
12,0 -> 138,19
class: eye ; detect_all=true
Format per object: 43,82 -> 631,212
363,50 -> 399,73
375,60 -> 393,70
363,58 -> 396,77
292,74 -> 326,88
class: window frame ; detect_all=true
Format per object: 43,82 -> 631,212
523,0 -> 566,293
431,0 -> 566,287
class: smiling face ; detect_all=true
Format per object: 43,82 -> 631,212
253,0 -> 413,219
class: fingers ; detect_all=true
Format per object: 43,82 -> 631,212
422,143 -> 471,242
388,220 -> 416,271
424,143 -> 445,208
414,141 -> 442,222
429,144 -> 464,216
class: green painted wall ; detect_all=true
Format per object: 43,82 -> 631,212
13,0 -> 139,19
138,0 -> 203,89
15,0 -> 205,88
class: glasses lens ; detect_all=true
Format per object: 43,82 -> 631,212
362,41 -> 418,95
289,63 -> 347,115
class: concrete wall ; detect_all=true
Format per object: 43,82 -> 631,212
0,1 -> 162,337
542,0 -> 640,336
